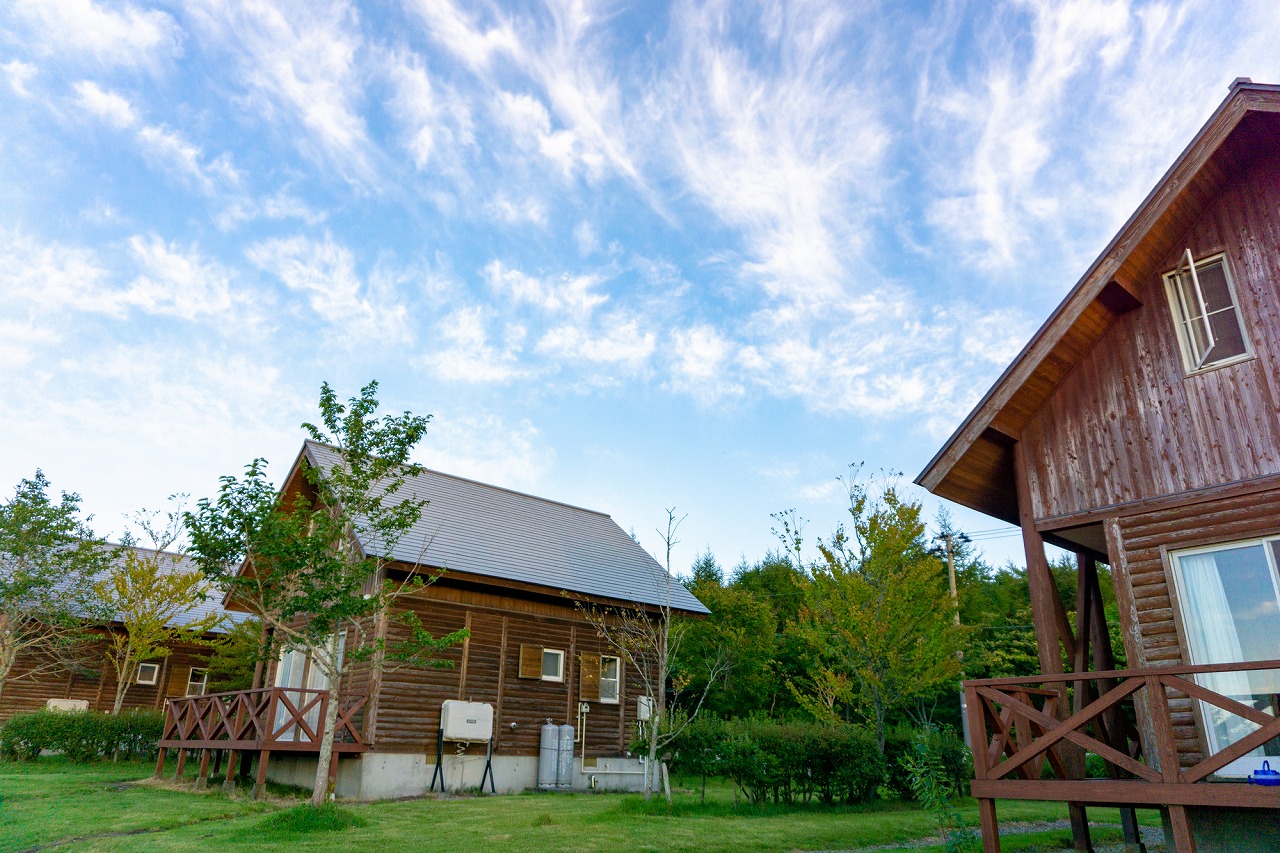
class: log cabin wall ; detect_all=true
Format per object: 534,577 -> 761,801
0,636 -> 216,721
1104,485 -> 1280,768
364,579 -> 644,760
1021,145 -> 1280,524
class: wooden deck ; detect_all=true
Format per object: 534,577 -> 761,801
965,660 -> 1280,852
155,687 -> 367,797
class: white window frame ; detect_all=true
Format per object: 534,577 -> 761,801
1163,250 -> 1251,373
599,655 -> 621,704
185,667 -> 209,697
1168,535 -> 1280,778
135,662 -> 160,686
541,648 -> 564,682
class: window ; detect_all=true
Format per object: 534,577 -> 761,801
1169,536 -> 1280,776
185,668 -> 208,697
599,656 -> 620,703
541,648 -> 564,682
135,662 -> 160,685
1164,250 -> 1249,372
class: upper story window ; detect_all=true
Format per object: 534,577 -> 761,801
1163,250 -> 1250,372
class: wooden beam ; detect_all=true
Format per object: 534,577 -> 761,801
1014,442 -> 1074,671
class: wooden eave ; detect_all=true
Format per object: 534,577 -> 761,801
916,80 -> 1280,524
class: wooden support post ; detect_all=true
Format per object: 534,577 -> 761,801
1120,807 -> 1146,853
154,746 -> 168,778
195,748 -> 211,790
253,750 -> 271,800
979,798 -> 1000,853
1166,805 -> 1197,853
1068,803 -> 1094,853
173,747 -> 187,781
223,749 -> 240,793
326,754 -> 341,801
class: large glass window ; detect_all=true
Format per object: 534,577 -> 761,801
1164,251 -> 1249,372
600,656 -> 620,703
1170,537 -> 1280,776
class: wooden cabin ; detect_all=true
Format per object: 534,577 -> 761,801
158,440 -> 708,799
0,546 -> 245,720
918,79 -> 1280,853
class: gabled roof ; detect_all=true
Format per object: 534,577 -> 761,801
916,79 -> 1280,523
296,440 -> 709,615
77,544 -> 249,633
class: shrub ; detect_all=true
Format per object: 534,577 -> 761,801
669,716 -> 885,806
898,728 -> 978,853
883,725 -> 970,799
258,803 -> 368,833
0,709 -> 165,762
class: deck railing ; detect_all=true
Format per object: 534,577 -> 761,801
158,687 -> 368,752
964,660 -> 1280,852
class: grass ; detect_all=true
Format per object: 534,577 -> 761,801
0,759 -> 1164,853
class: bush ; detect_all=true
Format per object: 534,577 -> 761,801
258,803 -> 368,834
669,716 -> 885,806
883,725 -> 969,799
0,709 -> 164,762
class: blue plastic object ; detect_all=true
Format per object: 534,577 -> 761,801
1248,760 -> 1280,787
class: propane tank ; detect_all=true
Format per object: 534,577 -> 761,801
538,721 -> 559,789
556,723 -> 575,788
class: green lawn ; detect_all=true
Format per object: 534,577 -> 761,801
0,758 -> 1161,853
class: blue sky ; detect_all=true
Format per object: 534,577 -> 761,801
2,0 -> 1279,574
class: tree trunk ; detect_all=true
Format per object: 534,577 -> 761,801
310,634 -> 343,807
112,655 -> 133,714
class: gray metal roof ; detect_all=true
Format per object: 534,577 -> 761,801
301,441 -> 709,615
94,545 -> 250,633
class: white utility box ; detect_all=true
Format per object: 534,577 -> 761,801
636,695 -> 653,721
440,700 -> 494,742
46,698 -> 89,713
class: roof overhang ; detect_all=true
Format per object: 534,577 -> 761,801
916,80 -> 1280,524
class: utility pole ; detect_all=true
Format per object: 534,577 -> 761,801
937,531 -> 971,748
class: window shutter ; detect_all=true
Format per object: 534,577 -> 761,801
579,653 -> 601,702
518,644 -> 542,679
165,664 -> 188,698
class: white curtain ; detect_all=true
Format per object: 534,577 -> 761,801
1177,552 -> 1258,754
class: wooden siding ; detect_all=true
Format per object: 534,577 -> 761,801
1023,145 -> 1280,521
0,638 -> 215,721
1108,485 -> 1280,766
359,581 -> 641,759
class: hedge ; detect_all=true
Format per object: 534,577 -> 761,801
882,724 -> 970,798
668,716 -> 886,805
0,709 -> 164,762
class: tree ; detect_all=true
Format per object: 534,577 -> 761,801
575,510 -> 727,801
0,472 -> 111,704
790,469 -> 966,750
94,501 -> 223,713
678,552 -> 779,718
205,617 -> 263,693
186,381 -> 467,807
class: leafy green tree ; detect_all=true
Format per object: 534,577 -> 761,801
0,472 -> 111,704
205,617 -> 263,693
186,381 -> 467,807
678,551 -> 778,718
790,470 -> 966,750
95,502 -> 223,713
730,553 -> 808,715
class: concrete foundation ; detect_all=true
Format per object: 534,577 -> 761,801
265,751 -> 647,800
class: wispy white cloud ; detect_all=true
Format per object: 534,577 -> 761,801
137,124 -> 242,196
667,324 -> 743,403
483,260 -> 605,317
656,0 -> 889,306
382,49 -> 474,173
429,306 -> 529,383
3,60 -> 36,98
246,233 -> 410,346
421,411 -> 552,490
9,0 -> 183,70
72,80 -> 136,128
125,235 -> 260,325
537,312 -> 656,371
485,194 -> 547,226
186,0 -> 375,184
